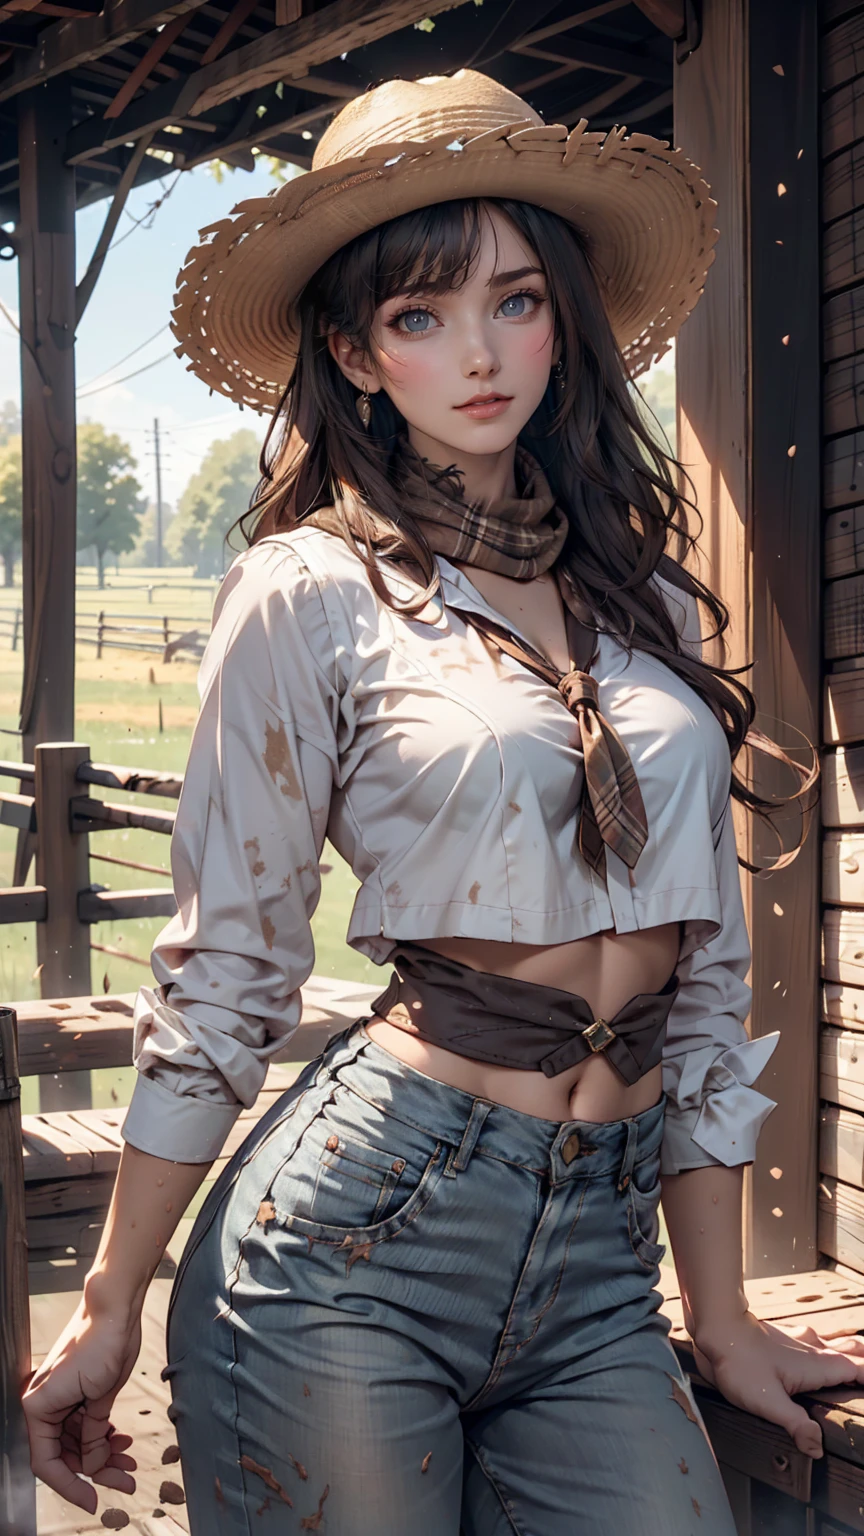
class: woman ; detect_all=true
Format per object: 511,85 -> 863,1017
24,69 -> 862,1534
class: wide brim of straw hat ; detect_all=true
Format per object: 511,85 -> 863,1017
171,70 -> 718,414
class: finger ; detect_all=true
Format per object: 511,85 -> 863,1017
28,1431 -> 99,1514
91,1465 -> 137,1496
106,1432 -> 134,1453
108,1453 -> 138,1472
762,1395 -> 823,1459
787,1347 -> 864,1392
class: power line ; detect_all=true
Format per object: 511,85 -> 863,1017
76,323 -> 170,393
76,349 -> 174,400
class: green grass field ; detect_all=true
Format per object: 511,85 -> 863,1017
0,567 -> 376,1113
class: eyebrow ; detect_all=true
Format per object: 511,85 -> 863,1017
488,266 -> 545,289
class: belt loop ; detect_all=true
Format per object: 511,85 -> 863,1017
443,1099 -> 493,1178
617,1118 -> 639,1195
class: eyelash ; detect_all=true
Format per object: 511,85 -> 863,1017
385,287 -> 545,335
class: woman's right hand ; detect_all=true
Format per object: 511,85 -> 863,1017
23,1289 -> 142,1516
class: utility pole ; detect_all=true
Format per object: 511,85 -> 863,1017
153,416 -> 163,568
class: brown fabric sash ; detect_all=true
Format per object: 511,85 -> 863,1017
370,942 -> 679,1084
461,574 -> 649,879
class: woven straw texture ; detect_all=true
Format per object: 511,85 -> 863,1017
171,70 -> 718,412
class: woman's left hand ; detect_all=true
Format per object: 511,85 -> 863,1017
692,1311 -> 864,1458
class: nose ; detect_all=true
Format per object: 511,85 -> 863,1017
460,323 -> 500,381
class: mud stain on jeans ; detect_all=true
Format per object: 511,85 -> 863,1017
239,1453 -> 294,1507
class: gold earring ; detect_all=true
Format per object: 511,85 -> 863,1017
356,384 -> 372,430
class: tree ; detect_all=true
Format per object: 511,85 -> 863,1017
0,400 -> 20,446
0,434 -> 22,586
633,367 -> 676,455
77,422 -> 146,588
167,429 -> 262,577
123,499 -> 177,567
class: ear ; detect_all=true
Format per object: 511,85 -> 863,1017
327,331 -> 383,394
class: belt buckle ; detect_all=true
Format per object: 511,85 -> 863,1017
582,1018 -> 615,1052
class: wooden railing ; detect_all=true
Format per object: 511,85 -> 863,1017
0,743 -> 182,1110
0,609 -> 209,661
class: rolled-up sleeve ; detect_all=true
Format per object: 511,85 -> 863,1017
661,804 -> 779,1172
122,540 -> 341,1163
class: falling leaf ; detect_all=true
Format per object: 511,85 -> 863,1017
158,1480 -> 186,1505
782,334 -> 790,345
256,1199 -> 276,1226
773,63 -> 784,75
414,15 -> 435,28
787,444 -> 796,458
101,1512 -> 130,1530
31,962 -> 43,981
103,971 -> 111,994
161,1444 -> 181,1464
679,1457 -> 689,1473
421,1451 -> 433,1473
777,182 -> 787,196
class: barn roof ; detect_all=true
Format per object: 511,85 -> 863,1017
0,0 -> 679,226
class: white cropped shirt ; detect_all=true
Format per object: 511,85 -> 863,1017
123,524 -> 779,1173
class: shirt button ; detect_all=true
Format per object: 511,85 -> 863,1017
325,1134 -> 339,1151
561,1132 -> 581,1164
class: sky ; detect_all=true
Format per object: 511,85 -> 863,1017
0,159 -> 290,508
0,157 -> 675,512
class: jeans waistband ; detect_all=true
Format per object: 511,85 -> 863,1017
314,1022 -> 666,1187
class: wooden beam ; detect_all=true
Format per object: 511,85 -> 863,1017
15,81 -> 77,876
0,886 -> 47,923
77,886 -> 177,922
103,6 -> 191,117
75,131 -> 154,321
675,0 -> 822,1277
512,36 -> 672,84
198,0 -> 258,65
0,0 -> 206,103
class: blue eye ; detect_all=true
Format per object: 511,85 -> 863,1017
399,310 -> 434,333
499,291 -> 540,318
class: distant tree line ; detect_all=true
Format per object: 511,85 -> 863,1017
0,405 -> 263,586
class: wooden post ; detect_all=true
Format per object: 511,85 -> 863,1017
35,742 -> 92,1110
0,1008 -> 37,1536
674,0 -> 821,1276
14,79 -> 77,887
10,607 -> 19,653
96,608 -> 104,660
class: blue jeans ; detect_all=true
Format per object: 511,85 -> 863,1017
163,1023 -> 737,1534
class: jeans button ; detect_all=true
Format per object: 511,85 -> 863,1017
561,1132 -> 581,1164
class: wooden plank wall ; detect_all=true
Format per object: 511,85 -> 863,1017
820,0 -> 864,1277
676,0 -> 822,1276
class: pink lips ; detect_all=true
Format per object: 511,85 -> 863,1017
454,393 -> 514,420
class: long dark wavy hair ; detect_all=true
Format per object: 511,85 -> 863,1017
237,197 -> 816,868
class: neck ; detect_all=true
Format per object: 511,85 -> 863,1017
406,424 -> 518,508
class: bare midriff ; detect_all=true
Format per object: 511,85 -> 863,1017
365,922 -> 681,1125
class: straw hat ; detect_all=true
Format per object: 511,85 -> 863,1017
171,69 -> 718,414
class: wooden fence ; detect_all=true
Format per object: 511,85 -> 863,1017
0,609 -> 210,661
0,743 -> 182,1111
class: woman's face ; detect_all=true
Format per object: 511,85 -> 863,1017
332,206 -> 556,464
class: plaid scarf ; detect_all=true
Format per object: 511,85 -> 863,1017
395,438 -> 568,578
307,442 -> 649,878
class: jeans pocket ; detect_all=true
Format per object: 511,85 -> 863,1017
268,1108 -> 444,1245
626,1150 -> 667,1271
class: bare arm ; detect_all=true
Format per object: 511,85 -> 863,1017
84,1141 -> 213,1317
22,1143 -> 212,1515
661,1164 -> 864,1457
660,1163 -> 747,1340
